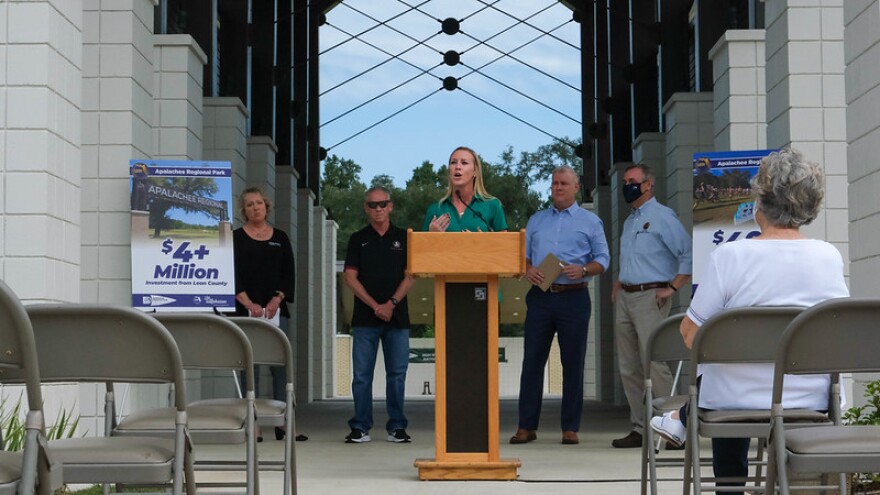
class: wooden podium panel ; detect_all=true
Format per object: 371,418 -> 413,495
409,230 -> 524,481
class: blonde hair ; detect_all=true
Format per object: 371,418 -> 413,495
238,186 -> 272,220
439,146 -> 495,203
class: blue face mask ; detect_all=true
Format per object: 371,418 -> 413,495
622,182 -> 645,203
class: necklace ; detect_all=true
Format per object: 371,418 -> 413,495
245,223 -> 273,240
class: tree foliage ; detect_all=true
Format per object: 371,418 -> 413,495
147,177 -> 219,237
321,139 -> 582,258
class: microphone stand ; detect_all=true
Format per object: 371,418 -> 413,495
456,190 -> 494,232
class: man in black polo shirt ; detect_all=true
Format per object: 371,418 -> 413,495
343,186 -> 414,443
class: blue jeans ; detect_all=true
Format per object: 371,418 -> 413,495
518,286 -> 591,432
348,326 -> 409,434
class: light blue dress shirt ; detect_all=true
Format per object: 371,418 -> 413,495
526,202 -> 610,285
619,197 -> 692,284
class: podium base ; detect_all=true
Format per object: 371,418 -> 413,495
413,458 -> 521,480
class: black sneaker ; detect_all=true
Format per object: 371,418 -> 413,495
387,429 -> 411,443
345,429 -> 371,443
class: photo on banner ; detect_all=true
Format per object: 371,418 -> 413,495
130,160 -> 235,311
692,149 -> 775,292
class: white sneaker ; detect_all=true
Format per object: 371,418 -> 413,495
650,412 -> 686,448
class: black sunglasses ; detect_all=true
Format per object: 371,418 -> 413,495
365,200 -> 391,209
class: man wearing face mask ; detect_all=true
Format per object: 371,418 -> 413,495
610,163 -> 693,449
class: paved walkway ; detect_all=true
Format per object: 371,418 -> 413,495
204,398 -> 699,494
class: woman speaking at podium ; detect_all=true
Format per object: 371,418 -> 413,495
423,146 -> 507,232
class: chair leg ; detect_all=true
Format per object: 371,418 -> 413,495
689,413 -> 701,495
754,437 -> 765,488
683,437 -> 693,495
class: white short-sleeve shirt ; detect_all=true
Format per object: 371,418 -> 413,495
687,238 -> 849,410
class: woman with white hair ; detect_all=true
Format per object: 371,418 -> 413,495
651,148 -> 849,494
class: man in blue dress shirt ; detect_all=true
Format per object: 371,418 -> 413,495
510,166 -> 610,446
610,163 -> 692,449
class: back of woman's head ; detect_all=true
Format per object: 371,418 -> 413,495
752,148 -> 824,228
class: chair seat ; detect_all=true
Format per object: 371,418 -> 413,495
653,394 -> 688,412
50,437 -> 175,483
0,451 -> 22,486
701,408 -> 827,423
0,449 -> 63,493
191,397 -> 286,425
116,404 -> 247,444
786,425 -> 880,455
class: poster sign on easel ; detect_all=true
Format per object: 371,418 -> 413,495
692,149 -> 775,291
130,160 -> 235,311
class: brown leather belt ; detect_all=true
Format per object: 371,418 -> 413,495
621,282 -> 669,293
548,282 -> 589,293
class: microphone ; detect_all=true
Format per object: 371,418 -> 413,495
456,190 -> 494,232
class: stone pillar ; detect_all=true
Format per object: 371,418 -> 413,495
843,1 -> 880,408
709,30 -> 767,151
322,215 -> 338,398
203,97 -> 248,201
245,137 -> 278,222
1,0 -> 82,303
663,92 -> 715,232
80,0 -> 155,306
296,188 -> 315,401
276,165 -> 300,387
153,34 -> 207,160
765,0 -> 848,269
310,206 -> 327,400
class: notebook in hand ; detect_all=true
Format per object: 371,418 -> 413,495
536,253 -> 564,292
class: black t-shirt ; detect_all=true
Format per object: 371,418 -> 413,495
233,227 -> 296,318
344,224 -> 410,328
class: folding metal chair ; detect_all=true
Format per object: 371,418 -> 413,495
0,281 -> 60,495
766,297 -> 880,495
684,307 -> 830,495
641,313 -> 689,495
113,313 -> 258,495
23,304 -> 195,495
189,317 -> 298,495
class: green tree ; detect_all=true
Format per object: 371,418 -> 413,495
147,177 -> 219,237
321,155 -> 367,258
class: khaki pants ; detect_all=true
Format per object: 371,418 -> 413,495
615,289 -> 674,434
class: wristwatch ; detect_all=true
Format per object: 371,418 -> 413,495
582,265 -> 589,277
274,290 -> 285,299
390,297 -> 399,306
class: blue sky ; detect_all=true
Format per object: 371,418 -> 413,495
319,0 -> 583,188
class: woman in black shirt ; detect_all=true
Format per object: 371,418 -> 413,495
233,186 -> 301,441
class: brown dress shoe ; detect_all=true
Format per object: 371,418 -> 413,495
611,430 -> 643,448
509,428 -> 537,444
561,431 -> 579,445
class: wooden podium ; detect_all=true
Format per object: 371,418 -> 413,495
409,229 -> 525,481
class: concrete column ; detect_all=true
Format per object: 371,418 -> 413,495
80,0 -> 155,306
203,97 -> 248,200
663,92 -> 715,232
296,188 -> 315,401
709,30 -> 767,151
1,1 -> 83,303
589,187 -> 615,402
765,0 -> 849,272
310,206 -> 327,400
324,217 -> 338,398
843,1 -> 880,404
276,166 -> 300,388
153,34 -> 206,160
245,137 -> 278,222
